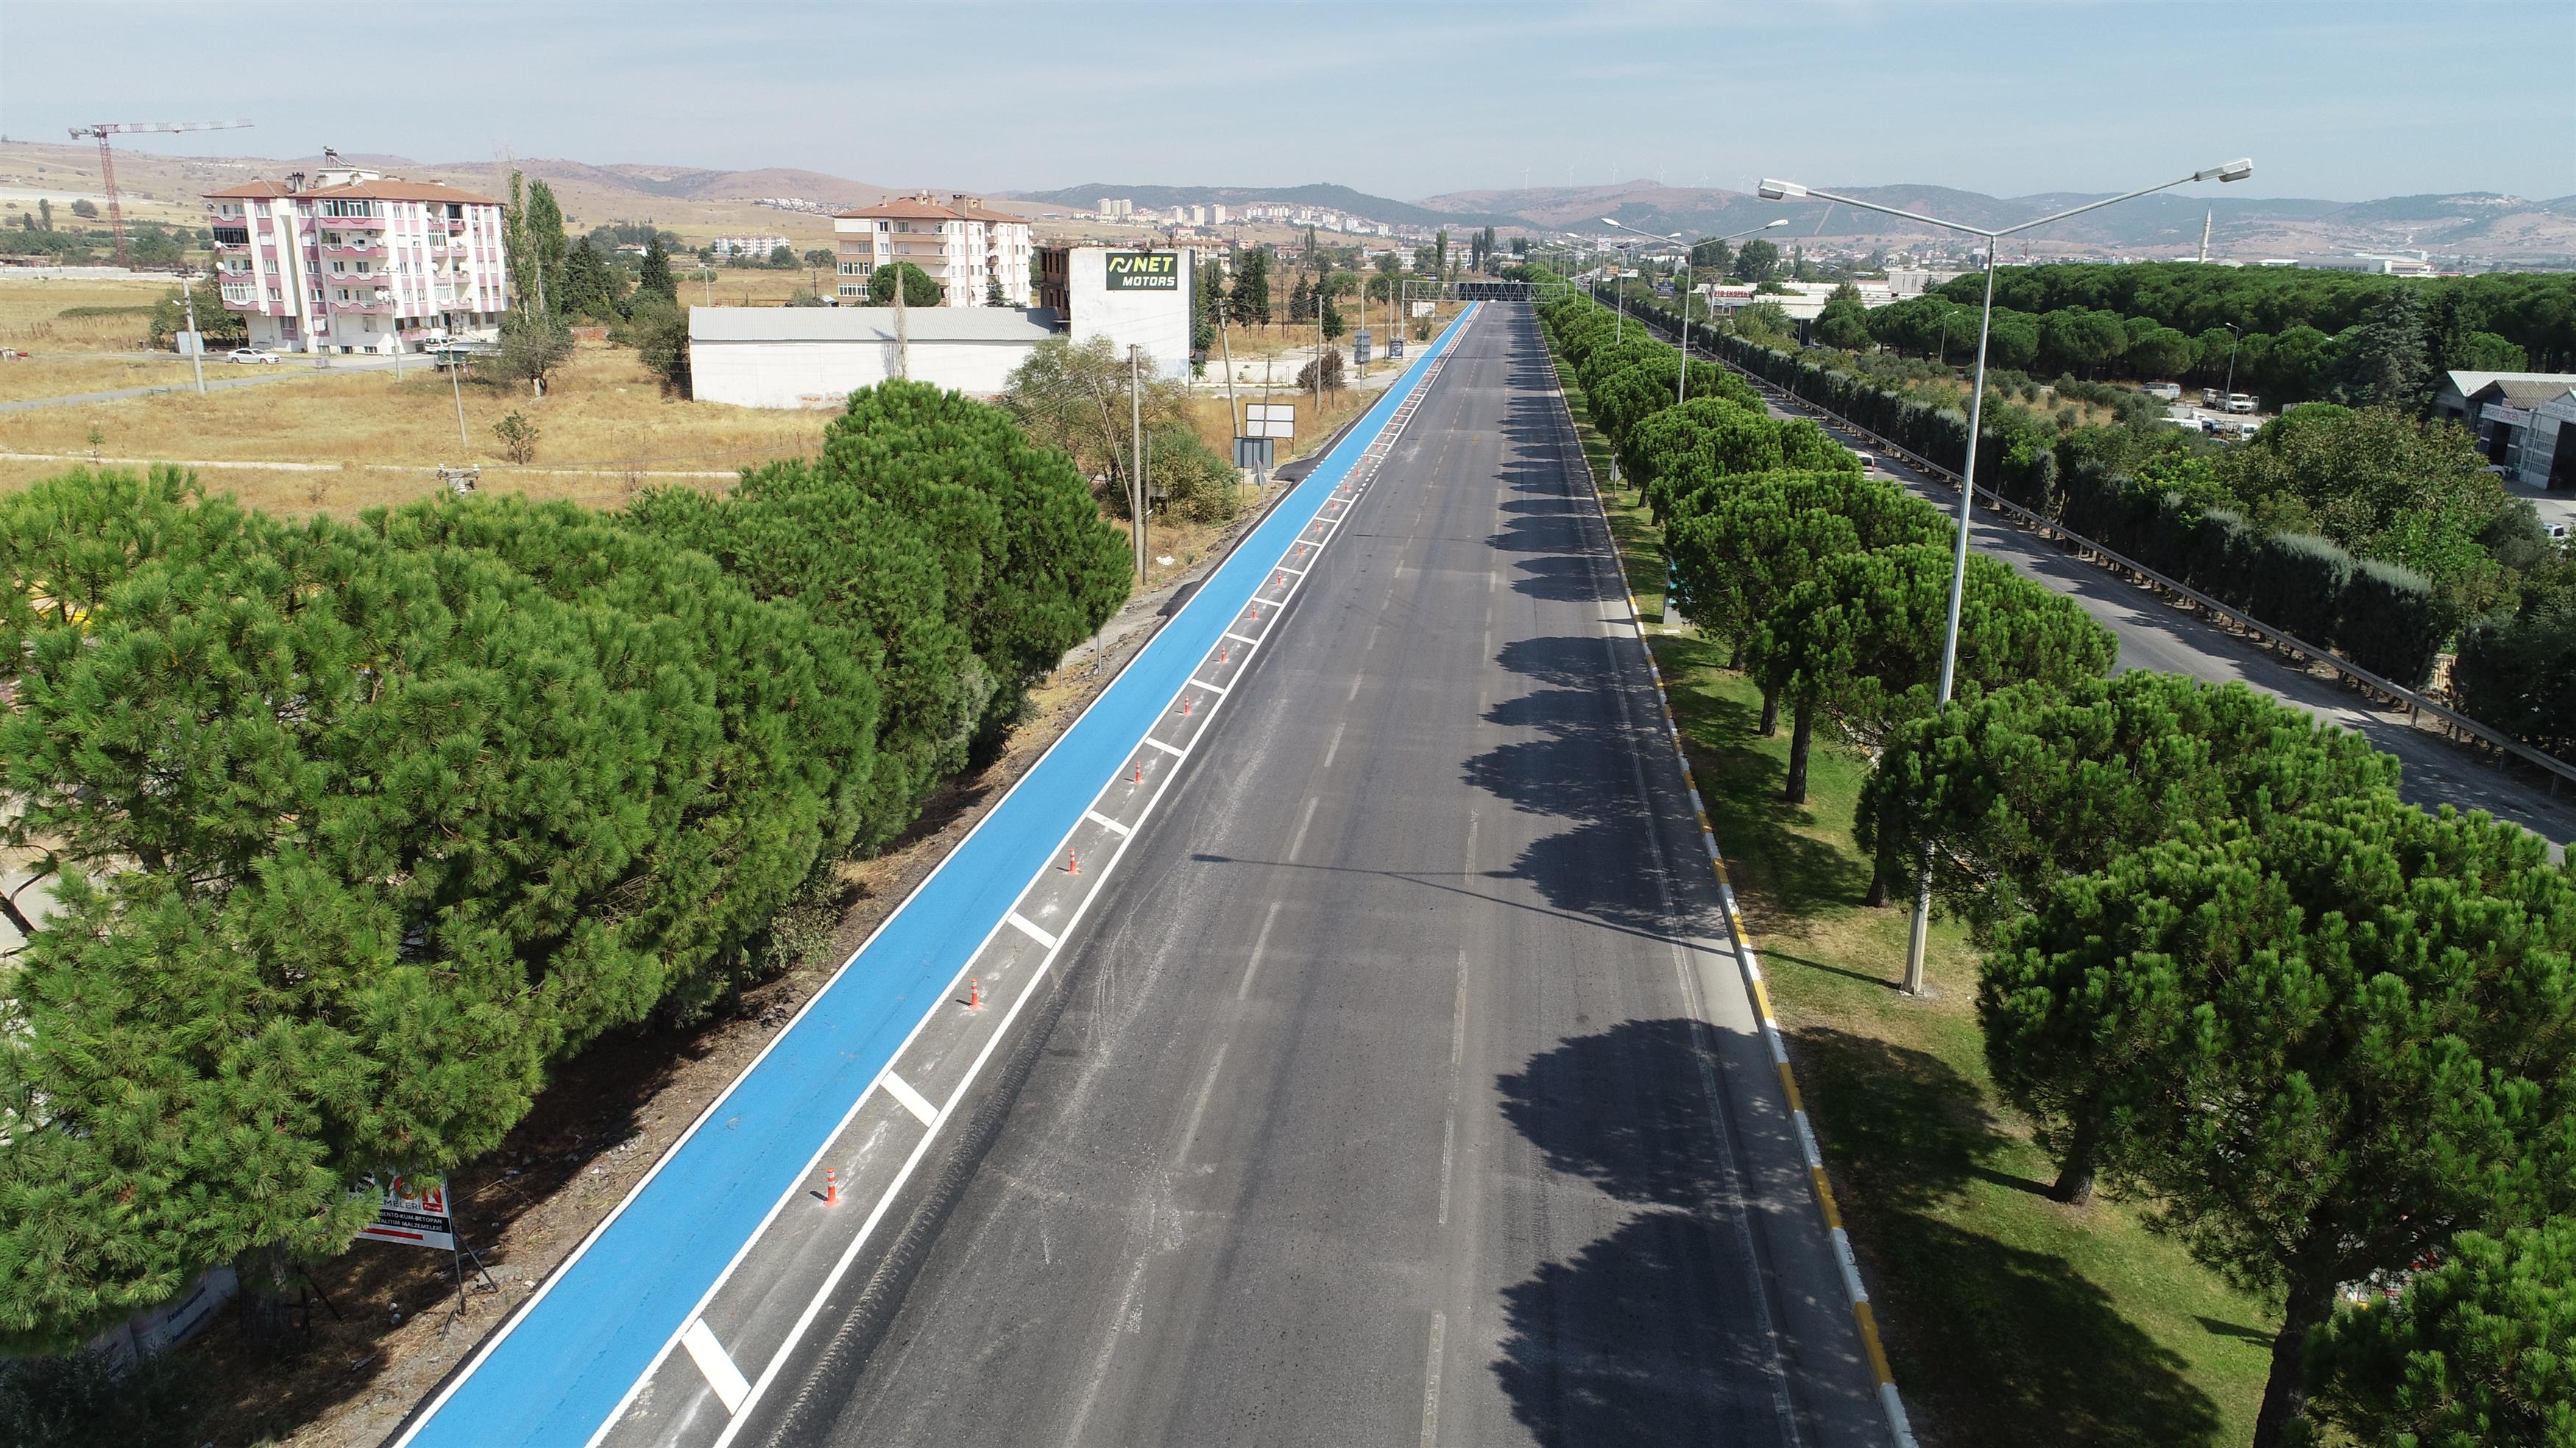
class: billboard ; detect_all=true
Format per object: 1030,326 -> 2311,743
1104,251 -> 1181,291
1244,403 -> 1297,439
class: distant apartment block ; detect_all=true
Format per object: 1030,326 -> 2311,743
1097,198 -> 1134,221
711,234 -> 793,259
833,195 -> 1033,307
205,156 -> 506,355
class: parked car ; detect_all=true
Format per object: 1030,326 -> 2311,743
228,347 -> 281,365
1850,450 -> 1878,473
2224,393 -> 2257,414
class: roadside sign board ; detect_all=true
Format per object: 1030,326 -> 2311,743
1233,436 -> 1275,469
1104,250 -> 1181,291
1244,403 -> 1297,439
355,1174 -> 456,1251
1390,337 -> 1405,358
1353,328 -> 1370,366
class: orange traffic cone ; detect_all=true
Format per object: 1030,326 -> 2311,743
1067,849 -> 1079,876
969,978 -> 983,1010
824,1169 -> 840,1206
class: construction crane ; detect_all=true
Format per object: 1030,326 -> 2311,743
64,118 -> 253,268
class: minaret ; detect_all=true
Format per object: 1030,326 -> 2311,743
2198,209 -> 2212,264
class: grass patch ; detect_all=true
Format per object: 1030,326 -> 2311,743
0,276 -> 172,351
1554,350 -> 2279,1447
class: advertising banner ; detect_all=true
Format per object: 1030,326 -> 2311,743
1103,251 -> 1181,291
356,1175 -> 457,1252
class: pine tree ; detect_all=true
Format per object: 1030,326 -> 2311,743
1991,795 -> 2576,1448
1234,249 -> 1272,325
639,236 -> 676,302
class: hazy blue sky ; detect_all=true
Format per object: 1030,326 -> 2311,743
5,1 -> 2569,203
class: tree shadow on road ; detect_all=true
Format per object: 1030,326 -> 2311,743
1488,1020 -> 2225,1448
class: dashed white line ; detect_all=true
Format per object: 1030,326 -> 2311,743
1237,899 -> 1286,1001
1083,809 -> 1132,837
1144,737 -> 1186,758
1417,1310 -> 1447,1448
1223,630 -> 1262,647
1189,677 -> 1229,695
1004,911 -> 1059,951
878,1071 -> 940,1128
679,1319 -> 751,1414
1323,719 -> 1347,768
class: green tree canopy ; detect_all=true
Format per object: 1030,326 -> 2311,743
868,261 -> 941,308
1859,670 -> 2401,948
1988,795 -> 2576,1447
1745,544 -> 2117,801
2303,1218 -> 2576,1448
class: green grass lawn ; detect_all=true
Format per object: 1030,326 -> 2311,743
1554,359 -> 2280,1447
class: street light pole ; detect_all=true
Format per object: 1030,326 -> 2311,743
1759,157 -> 2253,996
2223,321 -> 2242,401
1602,216 -> 1786,405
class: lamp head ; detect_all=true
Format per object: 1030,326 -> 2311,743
2197,158 -> 2254,184
1757,179 -> 1806,201
1762,219 -> 1788,230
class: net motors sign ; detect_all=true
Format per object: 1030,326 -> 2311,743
1104,250 -> 1181,291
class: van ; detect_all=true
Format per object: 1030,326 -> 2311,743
2202,387 -> 2223,408
2141,382 -> 2181,402
1850,450 -> 1878,473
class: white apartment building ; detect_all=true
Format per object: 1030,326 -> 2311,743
711,235 -> 793,259
1097,198 -> 1133,221
833,195 -> 1033,307
205,159 -> 507,355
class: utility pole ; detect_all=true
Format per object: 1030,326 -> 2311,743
1130,345 -> 1146,579
179,270 -> 206,394
450,345 -> 470,450
895,252 -> 910,381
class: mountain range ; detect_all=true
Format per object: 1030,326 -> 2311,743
5,140 -> 2566,263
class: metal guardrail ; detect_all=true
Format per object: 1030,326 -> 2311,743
1698,341 -> 2575,798
1560,294 -> 2576,798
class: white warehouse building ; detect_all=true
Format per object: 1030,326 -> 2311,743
687,307 -> 1061,407
690,246 -> 1196,408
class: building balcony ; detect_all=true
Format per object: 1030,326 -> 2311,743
333,299 -> 394,315
212,227 -> 251,248
319,213 -> 386,229
319,242 -> 384,259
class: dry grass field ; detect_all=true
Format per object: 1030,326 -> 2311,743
0,352 -> 205,402
0,274 -> 176,351
0,343 -> 823,517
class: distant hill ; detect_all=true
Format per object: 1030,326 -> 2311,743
1009,181 -> 1524,230
1420,180 -> 2576,264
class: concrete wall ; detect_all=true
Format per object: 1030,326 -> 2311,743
690,336 -> 1038,408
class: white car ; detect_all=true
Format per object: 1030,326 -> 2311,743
228,347 -> 282,365
1850,450 -> 1879,473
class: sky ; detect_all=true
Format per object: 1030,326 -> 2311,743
4,1 -> 2571,205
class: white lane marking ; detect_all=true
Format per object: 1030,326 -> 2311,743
1347,670 -> 1365,703
680,1319 -> 751,1415
878,1071 -> 939,1128
1450,947 -> 1469,1070
1275,564 -> 1308,577
1436,1115 -> 1456,1228
1005,912 -> 1059,952
1189,677 -> 1230,695
1323,720 -> 1347,768
1223,631 -> 1262,647
1144,737 -> 1186,758
1418,1310 -> 1447,1448
1177,1043 -> 1231,1161
1083,809 -> 1132,837
1288,795 -> 1322,860
1237,899 -> 1286,1001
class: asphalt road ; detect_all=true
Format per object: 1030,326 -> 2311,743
1721,371 -> 2574,851
804,307 -> 1888,1445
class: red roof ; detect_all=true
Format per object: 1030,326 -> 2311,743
202,177 -> 500,205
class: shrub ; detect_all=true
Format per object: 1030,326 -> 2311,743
2452,601 -> 2576,756
2335,558 -> 2448,689
2183,508 -> 2257,608
2248,530 -> 2353,645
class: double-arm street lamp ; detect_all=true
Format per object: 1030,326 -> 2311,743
1757,157 -> 2253,995
1600,215 -> 1788,404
